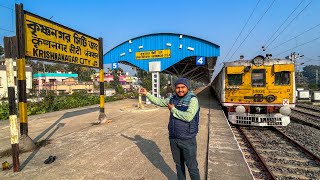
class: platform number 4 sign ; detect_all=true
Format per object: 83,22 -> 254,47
112,62 -> 118,70
196,56 -> 205,66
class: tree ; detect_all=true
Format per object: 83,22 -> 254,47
26,60 -> 38,74
111,70 -> 124,94
78,67 -> 96,82
136,70 -> 152,91
302,65 -> 320,84
117,67 -> 124,74
159,73 -> 168,96
0,45 -> 4,56
65,64 -> 96,82
45,63 -> 65,73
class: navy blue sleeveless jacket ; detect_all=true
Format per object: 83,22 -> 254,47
168,92 -> 200,139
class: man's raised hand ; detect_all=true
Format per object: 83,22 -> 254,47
139,87 -> 147,95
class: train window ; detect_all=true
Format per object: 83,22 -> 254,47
275,71 -> 290,85
252,69 -> 266,87
228,74 -> 242,85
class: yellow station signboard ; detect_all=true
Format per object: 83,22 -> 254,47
135,49 -> 170,60
24,12 -> 100,68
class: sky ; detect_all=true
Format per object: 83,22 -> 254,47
1,0 -> 319,77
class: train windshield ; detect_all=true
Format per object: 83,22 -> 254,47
252,69 -> 266,87
275,71 -> 290,85
228,74 -> 242,85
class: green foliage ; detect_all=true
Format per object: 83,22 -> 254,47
111,70 -> 119,88
137,70 -> 152,90
44,91 -> 57,111
104,82 -> 113,89
27,101 -> 47,115
308,83 -> 319,90
0,45 -> 4,56
25,61 -> 95,82
78,67 -> 96,81
111,70 -> 125,94
143,78 -> 152,91
0,92 -> 130,121
159,73 -> 167,97
0,102 -> 10,120
116,85 -> 124,94
302,65 -> 320,84
296,84 -> 304,88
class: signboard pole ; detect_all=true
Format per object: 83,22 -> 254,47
15,3 -> 36,151
98,38 -> 108,124
4,37 -> 20,172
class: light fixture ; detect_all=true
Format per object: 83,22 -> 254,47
139,46 -> 143,49
120,52 -> 125,56
166,43 -> 171,47
187,47 -> 194,51
252,56 -> 264,66
179,35 -> 183,39
179,44 -> 182,49
129,40 -> 132,44
129,49 -> 132,53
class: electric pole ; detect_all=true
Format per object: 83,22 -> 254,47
316,69 -> 319,85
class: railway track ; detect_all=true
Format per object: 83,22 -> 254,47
292,106 -> 320,119
232,126 -> 320,179
296,103 -> 320,112
290,105 -> 320,130
231,126 -> 274,180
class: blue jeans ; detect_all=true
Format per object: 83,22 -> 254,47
169,137 -> 200,180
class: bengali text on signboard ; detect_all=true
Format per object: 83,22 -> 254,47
24,12 -> 99,68
135,49 -> 170,60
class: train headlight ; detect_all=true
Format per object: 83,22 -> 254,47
266,95 -> 276,103
255,107 -> 261,113
274,113 -> 283,118
280,106 -> 291,116
252,56 -> 264,66
235,105 -> 245,113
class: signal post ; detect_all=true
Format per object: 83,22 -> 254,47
4,36 -> 20,172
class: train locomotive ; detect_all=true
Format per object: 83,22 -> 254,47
211,55 -> 295,126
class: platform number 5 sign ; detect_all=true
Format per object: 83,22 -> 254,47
112,62 -> 118,70
196,56 -> 205,66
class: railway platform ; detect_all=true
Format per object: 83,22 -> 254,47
0,87 -> 252,179
205,90 -> 253,180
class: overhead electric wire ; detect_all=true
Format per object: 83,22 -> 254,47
228,0 -> 276,61
222,0 -> 261,62
263,0 -> 305,48
300,56 -> 320,65
0,27 -> 14,32
275,35 -> 320,56
0,4 -> 15,34
0,4 -> 12,10
264,0 -> 313,49
268,23 -> 320,51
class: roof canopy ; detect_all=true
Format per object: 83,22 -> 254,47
103,33 -> 220,83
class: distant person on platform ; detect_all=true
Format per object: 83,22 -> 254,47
139,78 -> 200,180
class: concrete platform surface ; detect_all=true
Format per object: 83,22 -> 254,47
206,93 -> 254,180
0,94 -> 210,179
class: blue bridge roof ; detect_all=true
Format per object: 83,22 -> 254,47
103,33 -> 220,82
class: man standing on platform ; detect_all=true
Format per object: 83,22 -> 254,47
140,78 -> 200,180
